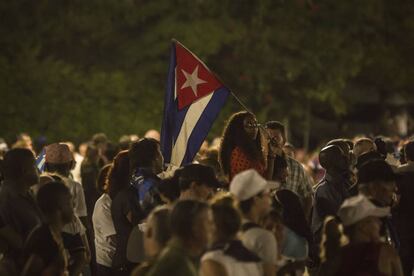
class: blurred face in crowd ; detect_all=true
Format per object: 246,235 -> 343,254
243,115 -> 259,140
267,128 -> 284,155
190,182 -> 213,201
153,144 -> 164,174
193,208 -> 214,250
255,190 -> 272,218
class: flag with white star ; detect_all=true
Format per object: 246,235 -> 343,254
161,40 -> 229,168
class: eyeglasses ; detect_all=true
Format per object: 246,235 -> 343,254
244,122 -> 261,129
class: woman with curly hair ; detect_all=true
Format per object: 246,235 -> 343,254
219,111 -> 274,181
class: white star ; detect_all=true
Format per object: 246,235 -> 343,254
180,65 -> 206,97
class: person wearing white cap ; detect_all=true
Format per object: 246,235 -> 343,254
230,169 -> 279,276
320,194 -> 403,276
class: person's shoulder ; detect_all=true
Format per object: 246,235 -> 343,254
286,156 -> 302,167
244,227 -> 275,241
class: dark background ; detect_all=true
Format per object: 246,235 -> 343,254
1,0 -> 414,150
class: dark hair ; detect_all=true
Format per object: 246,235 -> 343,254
92,133 -> 108,145
170,200 -> 209,240
97,164 -> 112,194
211,197 -> 241,240
37,181 -> 71,216
274,154 -> 288,176
129,138 -> 160,171
2,148 -> 35,179
265,121 -> 286,143
45,162 -> 72,177
107,150 -> 130,199
239,197 -> 255,215
157,176 -> 180,202
404,140 -> 414,162
104,142 -> 119,162
326,139 -> 350,156
149,206 -> 172,247
83,143 -> 99,164
178,164 -> 219,191
219,111 -> 263,176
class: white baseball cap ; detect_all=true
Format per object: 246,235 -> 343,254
230,169 -> 279,201
338,194 -> 390,226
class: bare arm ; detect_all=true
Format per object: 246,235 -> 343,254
200,259 -> 228,276
263,263 -> 276,276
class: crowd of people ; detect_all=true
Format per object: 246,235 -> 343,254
0,110 -> 413,276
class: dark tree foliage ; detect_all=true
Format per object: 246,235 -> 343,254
0,0 -> 413,144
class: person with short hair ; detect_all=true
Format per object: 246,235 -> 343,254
131,206 -> 172,276
178,163 -> 220,201
353,138 -> 376,159
22,181 -> 74,276
146,200 -> 213,276
230,169 -> 279,276
201,194 -> 262,276
265,121 -> 314,217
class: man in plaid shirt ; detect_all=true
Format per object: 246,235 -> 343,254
265,121 -> 314,218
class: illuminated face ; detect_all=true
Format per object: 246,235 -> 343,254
267,128 -> 284,155
243,115 -> 259,140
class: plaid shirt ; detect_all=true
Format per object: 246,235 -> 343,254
280,157 -> 314,200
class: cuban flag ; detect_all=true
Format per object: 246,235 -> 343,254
161,40 -> 229,168
35,148 -> 46,173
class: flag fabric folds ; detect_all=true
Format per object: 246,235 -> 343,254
36,148 -> 46,173
161,41 -> 229,168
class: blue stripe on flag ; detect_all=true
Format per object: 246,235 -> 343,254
161,41 -> 229,167
181,87 -> 229,165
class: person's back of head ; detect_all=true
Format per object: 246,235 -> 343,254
157,175 -> 181,204
44,143 -> 74,177
404,140 -> 414,162
92,133 -> 108,147
327,139 -> 351,160
129,138 -> 162,174
107,150 -> 130,199
144,206 -> 172,257
210,194 -> 241,241
319,145 -> 349,173
170,200 -> 210,245
37,181 -> 73,225
178,164 -> 219,194
97,164 -> 112,194
354,138 -> 376,159
2,148 -> 38,187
